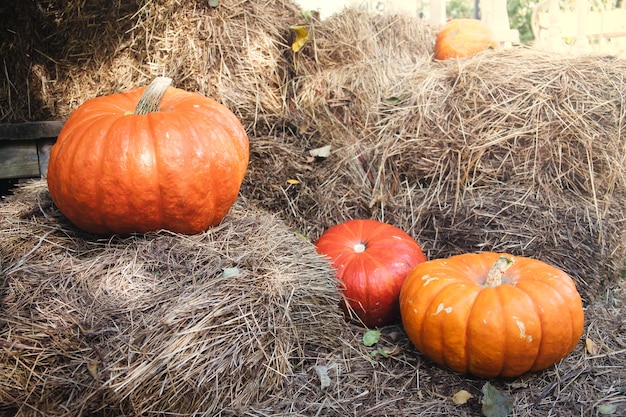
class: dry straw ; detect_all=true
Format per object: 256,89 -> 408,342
1,182 -> 625,416
0,181 -> 345,416
251,34 -> 626,302
0,0 -> 301,134
1,0 -> 626,416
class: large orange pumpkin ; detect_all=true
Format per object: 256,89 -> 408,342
399,253 -> 584,378
316,219 -> 427,327
47,77 -> 249,235
434,19 -> 499,60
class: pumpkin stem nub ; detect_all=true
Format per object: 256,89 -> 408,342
484,256 -> 514,287
135,76 -> 173,115
354,242 -> 366,253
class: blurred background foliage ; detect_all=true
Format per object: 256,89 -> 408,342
446,0 -> 621,44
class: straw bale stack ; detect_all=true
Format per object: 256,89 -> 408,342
0,0 -> 302,133
247,28 -> 626,301
0,181 -> 345,416
1,2 -> 626,416
1,182 -> 625,415
292,8 -> 436,72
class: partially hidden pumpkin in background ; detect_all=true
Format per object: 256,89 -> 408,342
399,252 -> 585,378
47,77 -> 249,235
434,18 -> 499,60
315,219 -> 427,327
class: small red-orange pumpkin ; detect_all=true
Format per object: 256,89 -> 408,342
47,77 -> 249,235
434,19 -> 499,60
400,252 -> 585,378
316,219 -> 427,327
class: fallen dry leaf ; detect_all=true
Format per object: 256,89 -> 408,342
314,365 -> 331,388
452,389 -> 473,405
290,25 -> 309,53
309,145 -> 331,158
586,337 -> 600,355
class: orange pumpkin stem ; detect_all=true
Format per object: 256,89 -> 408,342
484,256 -> 514,287
135,76 -> 173,115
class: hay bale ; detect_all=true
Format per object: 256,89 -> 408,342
2,5 -> 626,417
246,44 -> 626,302
289,47 -> 626,198
2,183 -> 626,417
244,134 -> 624,304
293,8 -> 436,73
0,0 -> 302,134
0,180 -> 344,416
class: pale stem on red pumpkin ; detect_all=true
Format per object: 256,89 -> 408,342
353,242 -> 366,253
484,256 -> 514,287
135,76 -> 173,115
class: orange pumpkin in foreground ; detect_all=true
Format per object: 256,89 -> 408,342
400,253 -> 584,378
434,18 -> 499,60
47,77 -> 249,235
316,219 -> 427,327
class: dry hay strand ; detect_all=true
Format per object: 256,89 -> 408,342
242,132 -> 626,416
0,180 -> 345,416
244,133 -> 623,303
216,284 -> 625,416
245,47 -> 626,302
0,0 -> 302,134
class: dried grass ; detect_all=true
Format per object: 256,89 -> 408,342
0,0 -> 301,135
2,183 -> 624,417
248,47 -> 626,302
1,1 -> 626,416
292,8 -> 436,73
0,181 -> 345,416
